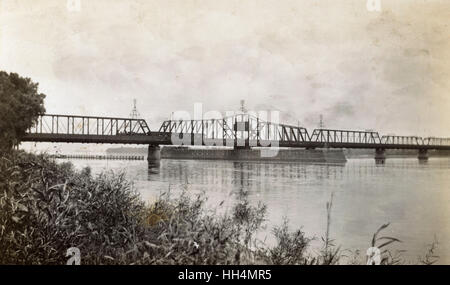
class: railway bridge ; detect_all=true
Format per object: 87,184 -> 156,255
23,114 -> 450,164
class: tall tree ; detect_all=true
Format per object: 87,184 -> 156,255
0,71 -> 46,151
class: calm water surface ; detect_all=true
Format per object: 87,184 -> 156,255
64,157 -> 450,264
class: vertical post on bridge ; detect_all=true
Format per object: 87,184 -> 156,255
191,120 -> 194,146
201,120 -> 204,146
223,118 -> 226,147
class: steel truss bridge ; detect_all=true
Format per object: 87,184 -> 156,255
24,114 -> 450,151
21,113 -> 449,164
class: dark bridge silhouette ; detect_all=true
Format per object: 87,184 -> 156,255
23,114 -> 450,163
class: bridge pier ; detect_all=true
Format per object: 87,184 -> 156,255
147,145 -> 161,167
374,148 -> 386,164
418,149 -> 429,162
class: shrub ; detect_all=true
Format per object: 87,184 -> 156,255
266,219 -> 311,265
0,151 -> 147,264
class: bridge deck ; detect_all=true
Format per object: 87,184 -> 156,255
22,133 -> 450,150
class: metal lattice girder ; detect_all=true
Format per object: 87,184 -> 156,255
381,135 -> 423,145
309,129 -> 382,144
423,137 -> 450,146
28,114 -> 151,136
157,114 -> 310,143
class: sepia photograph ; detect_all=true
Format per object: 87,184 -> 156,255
0,0 -> 449,273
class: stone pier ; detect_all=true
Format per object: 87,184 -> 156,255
375,148 -> 386,164
147,145 -> 161,167
418,149 -> 429,162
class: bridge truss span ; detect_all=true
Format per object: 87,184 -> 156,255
381,135 -> 423,145
28,114 -> 151,136
423,137 -> 450,146
309,129 -> 382,144
158,114 -> 310,146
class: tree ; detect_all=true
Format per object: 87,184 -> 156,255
0,71 -> 46,151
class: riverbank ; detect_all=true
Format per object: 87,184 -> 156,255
0,150 -> 439,265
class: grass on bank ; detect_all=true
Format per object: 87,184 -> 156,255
0,150 -> 439,265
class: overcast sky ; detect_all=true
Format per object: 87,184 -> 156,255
1,0 -> 449,145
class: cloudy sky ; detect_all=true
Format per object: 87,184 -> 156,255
1,0 -> 449,141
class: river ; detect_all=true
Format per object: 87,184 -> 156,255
61,157 -> 450,264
